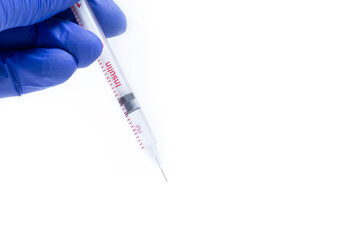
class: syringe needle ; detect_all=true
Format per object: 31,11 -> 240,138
154,156 -> 168,182
159,167 -> 168,182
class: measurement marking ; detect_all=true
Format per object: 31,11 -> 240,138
72,5 -> 152,149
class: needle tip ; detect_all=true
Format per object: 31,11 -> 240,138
154,156 -> 168,182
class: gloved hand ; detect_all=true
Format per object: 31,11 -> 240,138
0,0 -> 127,98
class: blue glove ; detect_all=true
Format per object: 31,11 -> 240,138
0,0 -> 127,98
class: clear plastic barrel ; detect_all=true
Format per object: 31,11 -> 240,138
71,1 -> 160,165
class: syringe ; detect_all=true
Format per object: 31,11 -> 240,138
71,1 -> 166,182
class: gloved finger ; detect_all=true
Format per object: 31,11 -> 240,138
56,0 -> 127,38
0,18 -> 103,68
35,18 -> 103,68
0,48 -> 77,97
88,0 -> 127,37
0,0 -> 78,31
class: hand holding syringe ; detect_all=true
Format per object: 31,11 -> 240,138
71,1 -> 166,181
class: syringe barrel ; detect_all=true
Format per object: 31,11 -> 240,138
71,1 -> 158,152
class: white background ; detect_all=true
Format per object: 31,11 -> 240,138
1,0 -> 360,239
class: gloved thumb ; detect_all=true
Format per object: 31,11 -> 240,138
0,0 -> 78,31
